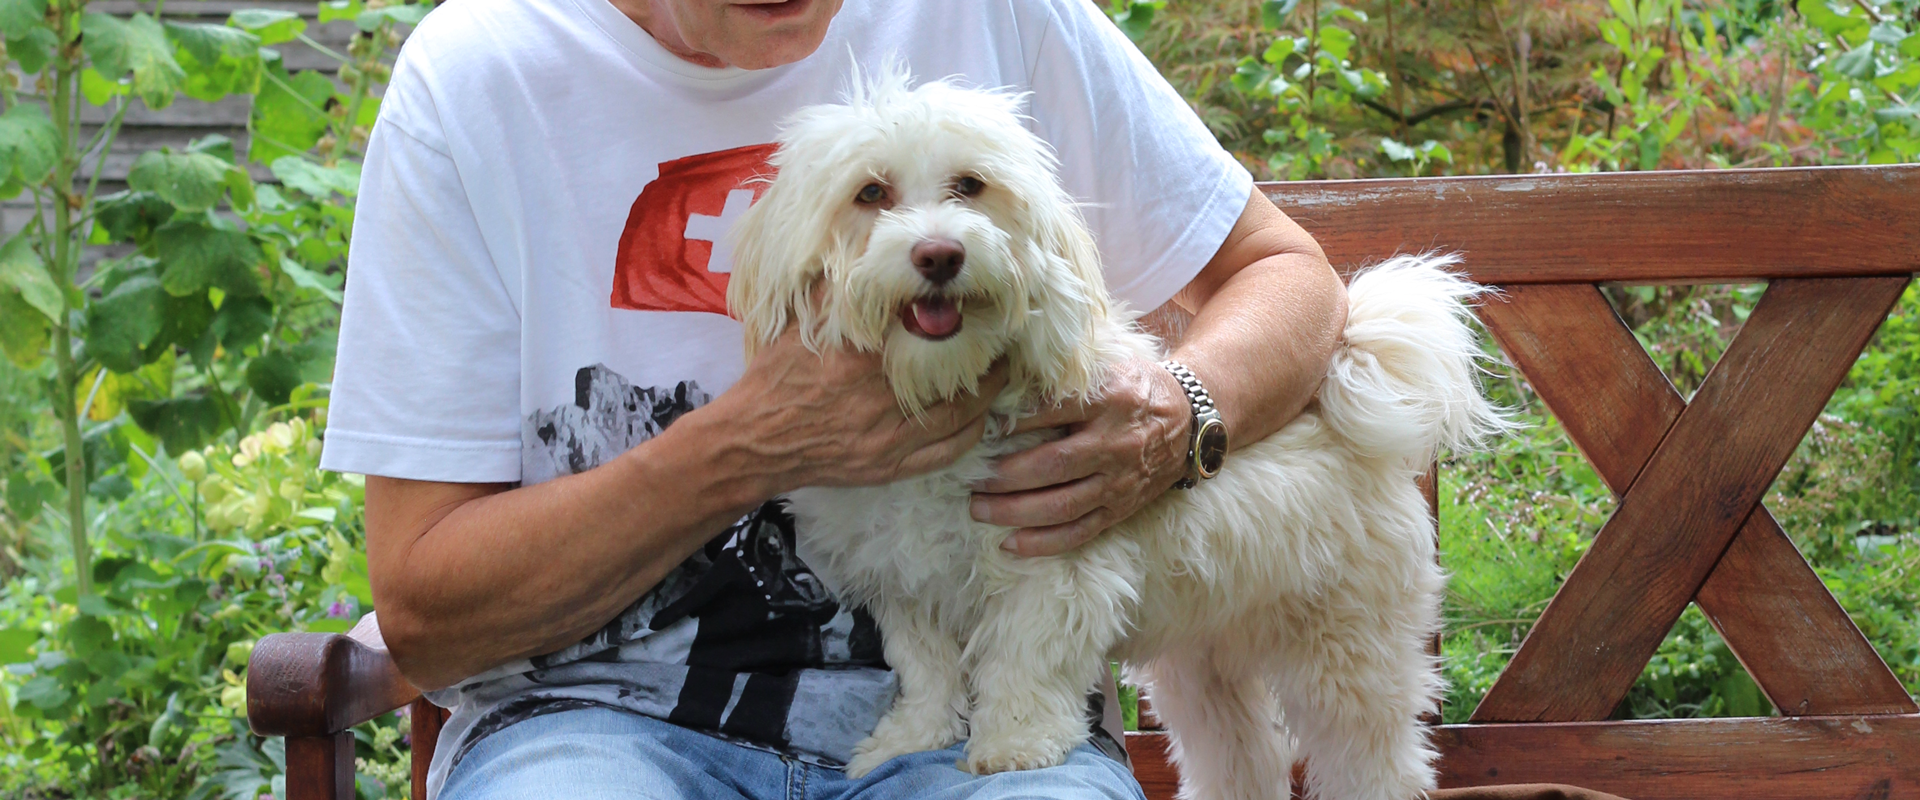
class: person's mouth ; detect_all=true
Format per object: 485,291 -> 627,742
733,0 -> 812,21
901,296 -> 963,340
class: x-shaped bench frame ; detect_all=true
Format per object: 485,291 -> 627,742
1472,277 -> 1915,722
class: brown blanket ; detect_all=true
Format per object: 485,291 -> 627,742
1431,785 -> 1629,800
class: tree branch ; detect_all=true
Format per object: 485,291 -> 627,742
1360,97 -> 1498,127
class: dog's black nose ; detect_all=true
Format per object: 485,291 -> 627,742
911,239 -> 965,285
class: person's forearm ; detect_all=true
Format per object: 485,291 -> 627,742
369,404 -> 778,691
1170,251 -> 1346,446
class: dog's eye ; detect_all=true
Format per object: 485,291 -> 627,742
855,183 -> 887,205
954,176 -> 986,197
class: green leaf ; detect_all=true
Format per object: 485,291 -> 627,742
0,0 -> 47,35
18,675 -> 69,709
0,291 -> 49,366
1797,0 -> 1867,36
1901,33 -> 1920,59
165,20 -> 259,68
158,289 -> 216,350
75,594 -> 122,618
128,396 -> 228,455
0,103 -> 60,187
1106,0 -> 1164,41
226,167 -> 257,211
0,627 -> 34,664
66,615 -> 113,665
280,257 -> 342,303
271,156 -> 360,198
0,231 -> 59,321
4,471 -> 42,521
85,275 -> 166,373
6,26 -> 58,74
155,213 -> 262,297
212,294 -> 273,347
229,8 -> 307,45
94,191 -> 179,242
318,0 -> 366,24
127,149 -> 233,212
1869,22 -> 1910,46
246,351 -> 303,405
1831,42 -> 1877,80
356,2 -> 432,31
1261,36 -> 1297,65
1318,25 -> 1357,62
190,133 -> 240,164
1380,137 -> 1417,161
166,20 -> 263,101
81,13 -> 188,109
1259,0 -> 1299,30
251,66 -> 335,163
79,68 -> 130,106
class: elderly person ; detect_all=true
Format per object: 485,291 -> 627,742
321,0 -> 1345,798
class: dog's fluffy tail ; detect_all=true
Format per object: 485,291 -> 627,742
1317,253 -> 1515,466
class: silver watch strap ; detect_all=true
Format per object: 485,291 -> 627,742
1158,360 -> 1216,489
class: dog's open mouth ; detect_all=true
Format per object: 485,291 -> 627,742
901,296 -> 963,340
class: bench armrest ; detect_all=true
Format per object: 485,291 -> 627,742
247,614 -> 421,738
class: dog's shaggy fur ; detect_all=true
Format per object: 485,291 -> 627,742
727,70 -> 1509,800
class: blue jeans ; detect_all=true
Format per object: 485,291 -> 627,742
439,706 -> 1145,800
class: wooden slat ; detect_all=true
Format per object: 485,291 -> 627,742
1433,714 -> 1920,799
285,731 -> 356,800
409,699 -> 447,800
1262,165 -> 1920,284
1477,284 -> 1915,717
1697,520 -> 1918,715
1473,277 -> 1910,722
1125,732 -> 1181,800
1125,734 -> 1311,800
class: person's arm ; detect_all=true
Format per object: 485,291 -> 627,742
970,188 -> 1344,554
369,333 -> 1006,691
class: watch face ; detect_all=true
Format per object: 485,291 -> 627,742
1195,419 -> 1228,478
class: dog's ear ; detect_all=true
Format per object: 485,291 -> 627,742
728,177 -> 816,358
1008,186 -> 1111,403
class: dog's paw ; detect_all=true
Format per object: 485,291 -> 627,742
846,735 -> 934,779
845,710 -> 966,779
844,743 -> 902,779
962,735 -> 1076,775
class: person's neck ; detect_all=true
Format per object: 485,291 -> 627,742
604,0 -> 730,68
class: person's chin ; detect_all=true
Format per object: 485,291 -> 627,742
718,23 -> 833,69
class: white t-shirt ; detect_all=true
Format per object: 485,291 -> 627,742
320,0 -> 1252,793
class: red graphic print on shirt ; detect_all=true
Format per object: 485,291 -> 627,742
610,142 -> 778,315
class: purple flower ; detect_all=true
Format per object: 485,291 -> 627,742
327,600 -> 350,619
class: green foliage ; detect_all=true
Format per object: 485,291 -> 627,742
1120,0 -> 1920,178
1,0 -> 431,794
0,418 -> 410,797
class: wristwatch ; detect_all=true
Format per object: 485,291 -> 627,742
1159,360 -> 1228,489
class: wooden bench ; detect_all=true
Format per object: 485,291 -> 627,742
249,163 -> 1920,800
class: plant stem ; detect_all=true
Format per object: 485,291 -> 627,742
82,97 -> 130,203
329,32 -> 379,164
47,3 -> 91,597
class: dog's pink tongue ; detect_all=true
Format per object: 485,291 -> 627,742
910,297 -> 961,337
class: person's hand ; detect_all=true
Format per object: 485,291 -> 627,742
969,360 -> 1193,556
718,327 -> 1009,493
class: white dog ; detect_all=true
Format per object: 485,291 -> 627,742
728,71 -> 1508,800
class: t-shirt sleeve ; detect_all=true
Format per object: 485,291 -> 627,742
1020,0 -> 1255,312
320,95 -> 523,483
